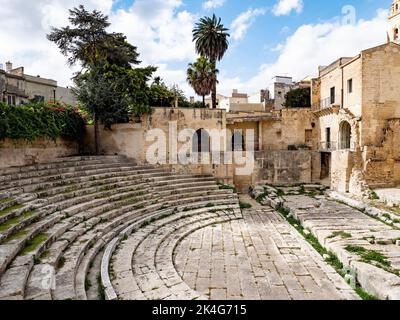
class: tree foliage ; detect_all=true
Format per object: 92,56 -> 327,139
284,88 -> 311,108
0,102 -> 85,142
47,5 -> 140,69
187,57 -> 217,107
193,14 -> 230,109
74,64 -> 156,129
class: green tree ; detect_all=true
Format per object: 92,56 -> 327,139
187,57 -> 217,108
148,80 -> 175,107
47,5 -> 140,69
284,88 -> 311,108
48,5 -> 145,154
193,14 -> 229,109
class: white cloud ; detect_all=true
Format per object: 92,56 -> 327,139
203,0 -> 225,10
0,0 -> 195,89
217,9 -> 389,96
230,8 -> 266,41
273,0 -> 303,16
111,0 -> 196,64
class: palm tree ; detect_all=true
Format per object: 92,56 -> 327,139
193,14 -> 230,109
187,57 -> 217,108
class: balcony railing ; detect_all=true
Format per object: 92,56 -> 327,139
319,141 -> 337,151
319,95 -> 342,109
319,141 -> 357,151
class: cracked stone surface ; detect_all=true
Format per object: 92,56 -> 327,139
282,194 -> 400,300
174,197 -> 358,300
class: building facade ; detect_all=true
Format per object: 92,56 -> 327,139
313,42 -> 400,195
0,62 -> 77,106
389,0 -> 400,44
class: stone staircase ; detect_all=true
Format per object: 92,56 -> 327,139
0,156 -> 241,300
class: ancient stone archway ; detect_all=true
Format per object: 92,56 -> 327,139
339,121 -> 352,150
232,131 -> 245,151
192,128 -> 210,153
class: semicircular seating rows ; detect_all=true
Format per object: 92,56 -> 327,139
0,156 -> 241,300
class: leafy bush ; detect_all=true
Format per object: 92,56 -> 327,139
0,101 -> 86,142
283,87 -> 311,108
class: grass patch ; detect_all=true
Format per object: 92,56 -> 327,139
0,198 -> 14,204
0,209 -> 38,233
5,229 -> 29,242
369,191 -> 380,200
345,245 -> 391,267
57,256 -> 66,269
21,233 -> 48,255
276,205 -> 380,300
0,215 -> 22,232
218,184 -> 237,193
328,231 -> 352,239
0,204 -> 24,217
355,286 -> 378,300
256,193 -> 268,203
276,189 -> 285,197
85,279 -> 92,291
239,202 -> 252,210
97,273 -> 105,300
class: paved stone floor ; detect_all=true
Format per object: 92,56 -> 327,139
375,188 -> 400,206
174,196 -> 358,300
284,195 -> 400,270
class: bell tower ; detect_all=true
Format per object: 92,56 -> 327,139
389,0 -> 400,43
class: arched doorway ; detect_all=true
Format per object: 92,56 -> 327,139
232,131 -> 245,151
192,129 -> 210,153
339,121 -> 351,150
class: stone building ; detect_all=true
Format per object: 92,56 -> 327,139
389,0 -> 400,44
313,42 -> 400,195
0,61 -> 77,106
272,76 -> 312,110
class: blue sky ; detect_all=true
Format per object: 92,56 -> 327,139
0,0 -> 393,96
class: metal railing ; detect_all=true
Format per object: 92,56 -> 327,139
319,141 -> 337,151
319,95 -> 342,109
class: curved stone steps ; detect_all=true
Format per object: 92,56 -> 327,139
1,166 -> 162,194
0,156 -> 242,300
102,204 -> 239,299
110,206 -> 241,300
0,156 -> 129,178
151,176 -> 214,185
55,196 -> 238,300
0,185 -> 161,295
155,185 -> 220,197
0,183 -> 152,243
0,161 -> 139,184
0,184 -> 153,244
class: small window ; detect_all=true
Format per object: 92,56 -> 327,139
7,96 -> 12,105
347,79 -> 353,93
32,95 -> 45,103
394,28 -> 399,40
330,87 -> 335,104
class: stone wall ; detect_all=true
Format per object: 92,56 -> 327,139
0,138 -> 79,168
82,107 -> 322,192
261,109 -> 317,150
361,43 -> 400,146
362,119 -> 400,188
252,150 -> 319,186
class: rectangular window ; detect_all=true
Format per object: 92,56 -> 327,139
330,87 -> 335,104
305,129 -> 313,144
326,127 -> 331,149
7,96 -> 12,105
348,79 -> 353,93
